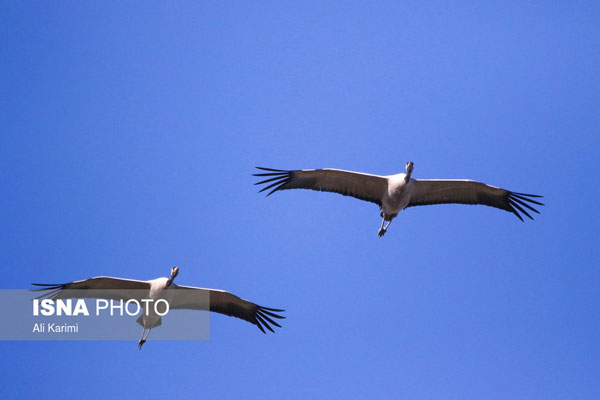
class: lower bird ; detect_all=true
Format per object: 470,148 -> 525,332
32,267 -> 285,349
254,162 -> 543,237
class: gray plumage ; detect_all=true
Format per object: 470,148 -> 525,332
254,162 -> 543,237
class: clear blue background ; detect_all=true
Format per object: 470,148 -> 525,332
1,2 -> 598,399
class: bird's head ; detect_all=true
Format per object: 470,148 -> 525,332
167,266 -> 179,286
405,161 -> 414,182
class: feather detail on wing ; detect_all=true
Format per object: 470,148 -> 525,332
171,285 -> 285,334
407,179 -> 544,221
31,277 -> 151,301
254,167 -> 387,206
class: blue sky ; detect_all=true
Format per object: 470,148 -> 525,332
1,1 -> 599,399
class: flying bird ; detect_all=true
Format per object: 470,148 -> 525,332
32,267 -> 285,349
254,162 -> 543,237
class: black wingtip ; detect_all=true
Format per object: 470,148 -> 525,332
253,305 -> 285,333
506,191 -> 543,221
512,192 -> 545,206
256,314 -> 275,333
512,207 -> 526,221
254,176 -> 286,186
256,321 -> 266,334
254,167 -> 287,173
253,170 -> 291,197
260,306 -> 286,313
512,191 -> 544,198
30,283 -> 64,292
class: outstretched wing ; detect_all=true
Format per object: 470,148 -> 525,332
407,179 -> 543,220
31,277 -> 151,301
171,285 -> 285,333
254,167 -> 388,206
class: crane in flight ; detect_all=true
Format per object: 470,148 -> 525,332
32,266 -> 285,349
254,162 -> 543,237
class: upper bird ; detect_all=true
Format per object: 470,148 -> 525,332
32,267 -> 285,349
254,162 -> 543,237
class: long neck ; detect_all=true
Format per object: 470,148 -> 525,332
404,170 -> 412,183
